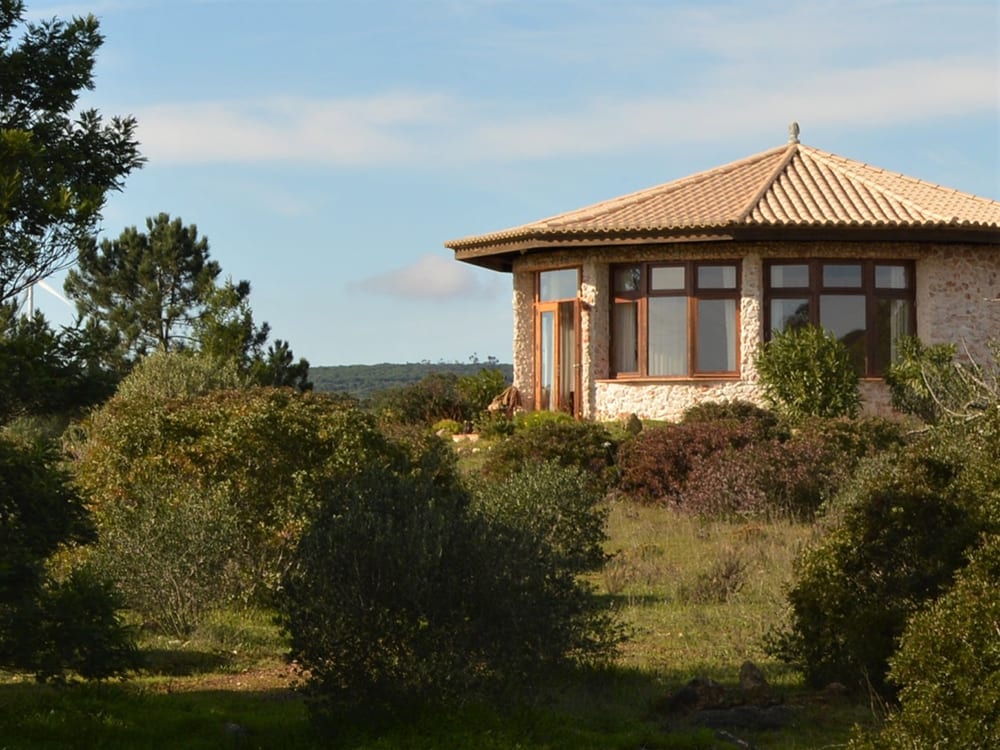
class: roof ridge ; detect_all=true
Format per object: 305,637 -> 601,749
735,142 -> 798,223
803,146 -> 996,224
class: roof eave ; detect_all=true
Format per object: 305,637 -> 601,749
451,223 -> 1000,272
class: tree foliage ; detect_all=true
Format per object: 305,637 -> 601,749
65,213 -> 221,358
65,214 -> 310,388
755,324 -> 861,419
0,0 -> 142,303
0,304 -> 117,423
0,435 -> 136,680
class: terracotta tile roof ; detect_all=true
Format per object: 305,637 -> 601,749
447,137 -> 1000,267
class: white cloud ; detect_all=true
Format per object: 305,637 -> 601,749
135,93 -> 455,166
353,254 -> 496,300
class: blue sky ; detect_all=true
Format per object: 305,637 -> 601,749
28,0 -> 1000,366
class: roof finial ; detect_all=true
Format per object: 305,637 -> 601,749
788,121 -> 800,144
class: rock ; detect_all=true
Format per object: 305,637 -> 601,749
693,705 -> 796,731
738,661 -> 768,691
656,677 -> 727,715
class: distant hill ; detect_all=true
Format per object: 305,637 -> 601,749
310,362 -> 514,401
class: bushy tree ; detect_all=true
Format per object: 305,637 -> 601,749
0,435 -> 136,680
885,336 -> 999,424
282,460 -> 621,716
72,357 -> 434,626
850,534 -> 1000,749
473,461 -> 608,574
0,0 -> 143,303
755,324 -> 860,419
769,414 -> 1000,693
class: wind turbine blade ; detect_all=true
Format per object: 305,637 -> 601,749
36,279 -> 72,308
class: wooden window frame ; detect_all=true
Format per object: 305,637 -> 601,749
610,260 -> 742,379
764,259 -> 916,377
534,267 -> 582,416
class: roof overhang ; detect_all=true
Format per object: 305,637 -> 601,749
450,223 -> 1000,273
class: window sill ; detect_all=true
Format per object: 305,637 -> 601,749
598,374 -> 742,384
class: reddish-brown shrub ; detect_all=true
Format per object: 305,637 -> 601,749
680,434 -> 851,519
616,421 -> 759,503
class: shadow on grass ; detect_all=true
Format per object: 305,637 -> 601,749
139,647 -> 232,676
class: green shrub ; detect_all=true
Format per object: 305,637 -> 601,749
72,376 -> 431,623
370,372 -> 467,425
281,464 -> 621,716
850,534 -> 1000,749
473,461 -> 608,574
432,418 -> 462,435
28,566 -> 139,682
481,417 -> 617,491
884,336 -> 1000,424
755,324 -> 861,419
457,367 -> 508,416
680,399 -> 783,438
616,421 -> 759,504
90,476 -> 246,637
0,436 -> 136,681
769,422 -> 1000,693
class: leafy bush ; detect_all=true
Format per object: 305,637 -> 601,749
26,566 -> 139,682
616,421 -> 759,504
90,476 -> 245,637
850,534 -> 1000,749
885,336 -> 1000,424
680,399 -> 783,438
369,372 -> 466,425
281,464 -> 621,715
481,417 -> 617,491
768,420 -> 1000,693
457,367 -> 508,416
755,324 -> 861,419
473,461 -> 608,574
0,436 -> 136,681
72,364 -> 431,625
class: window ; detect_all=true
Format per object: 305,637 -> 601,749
765,260 -> 914,376
611,261 -> 740,377
535,268 -> 580,414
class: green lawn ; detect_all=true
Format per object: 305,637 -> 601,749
0,504 -> 878,749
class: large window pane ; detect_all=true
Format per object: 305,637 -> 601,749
538,310 -> 554,409
697,298 -> 736,372
698,265 -> 737,289
539,268 -> 578,301
650,266 -> 684,291
820,294 -> 866,371
771,298 -> 810,332
649,297 -> 687,375
876,298 -> 912,372
770,264 -> 809,288
823,264 -> 862,288
612,301 -> 638,373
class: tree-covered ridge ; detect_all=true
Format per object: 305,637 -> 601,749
311,361 -> 513,400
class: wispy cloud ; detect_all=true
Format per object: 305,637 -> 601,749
126,0 -> 997,168
352,254 -> 497,301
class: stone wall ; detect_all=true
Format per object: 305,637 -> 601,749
509,240 -> 1000,422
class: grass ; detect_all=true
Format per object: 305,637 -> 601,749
0,505 -> 878,749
